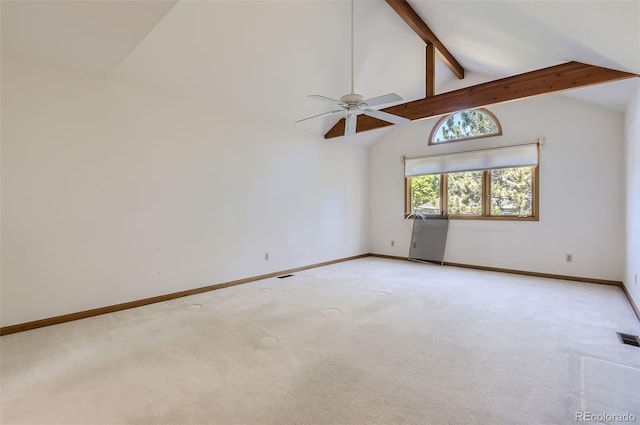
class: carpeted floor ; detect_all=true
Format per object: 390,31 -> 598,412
1,257 -> 639,425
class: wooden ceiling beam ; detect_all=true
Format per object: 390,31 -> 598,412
324,61 -> 637,139
385,0 -> 464,79
426,43 -> 435,97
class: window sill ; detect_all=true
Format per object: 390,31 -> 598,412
404,213 -> 538,222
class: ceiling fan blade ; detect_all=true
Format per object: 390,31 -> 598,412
295,109 -> 344,123
362,93 -> 403,108
345,113 -> 357,136
362,109 -> 410,125
308,95 -> 345,106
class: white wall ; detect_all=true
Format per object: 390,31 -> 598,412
370,80 -> 626,281
624,81 -> 640,310
0,55 -> 370,326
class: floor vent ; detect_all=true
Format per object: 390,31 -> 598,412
617,332 -> 640,347
277,274 -> 294,279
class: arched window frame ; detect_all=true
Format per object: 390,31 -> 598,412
429,108 -> 502,146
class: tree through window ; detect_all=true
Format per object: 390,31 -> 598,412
430,108 -> 501,145
406,167 -> 537,220
405,131 -> 539,220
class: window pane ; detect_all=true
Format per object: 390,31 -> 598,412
490,167 -> 533,216
432,109 -> 500,144
447,171 -> 482,215
410,175 -> 441,215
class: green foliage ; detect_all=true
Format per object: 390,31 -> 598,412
447,171 -> 482,214
409,167 -> 533,217
490,167 -> 532,216
435,110 -> 499,143
413,109 -> 532,217
410,175 -> 440,213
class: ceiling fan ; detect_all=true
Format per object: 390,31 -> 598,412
296,0 -> 410,137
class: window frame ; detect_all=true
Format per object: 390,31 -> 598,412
428,108 -> 503,146
404,166 -> 539,221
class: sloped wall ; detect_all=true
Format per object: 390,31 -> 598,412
369,89 -> 625,281
1,55 -> 370,326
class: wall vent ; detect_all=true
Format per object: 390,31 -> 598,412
277,274 -> 294,279
617,332 -> 640,347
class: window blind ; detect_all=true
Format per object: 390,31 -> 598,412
404,143 -> 538,177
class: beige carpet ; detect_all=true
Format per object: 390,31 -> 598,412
1,257 -> 639,425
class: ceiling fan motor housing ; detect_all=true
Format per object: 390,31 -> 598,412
340,93 -> 365,106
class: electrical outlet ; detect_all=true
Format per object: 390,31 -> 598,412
413,242 -> 417,249
565,253 -> 573,263
391,240 -> 395,246
635,273 -> 638,285
264,252 -> 269,261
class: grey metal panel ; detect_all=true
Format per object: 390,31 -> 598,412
408,215 -> 449,265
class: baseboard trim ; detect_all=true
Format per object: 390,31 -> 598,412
621,284 -> 640,321
442,261 -> 623,287
368,253 -> 623,286
0,253 -> 369,336
368,253 -> 408,261
1,253 -> 631,335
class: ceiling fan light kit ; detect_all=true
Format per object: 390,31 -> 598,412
296,0 -> 410,137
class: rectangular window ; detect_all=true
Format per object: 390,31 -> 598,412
405,166 -> 538,220
409,174 -> 441,215
447,171 -> 482,215
490,167 -> 533,216
404,143 -> 539,221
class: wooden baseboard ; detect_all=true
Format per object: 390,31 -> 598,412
367,253 -> 408,261
442,261 -> 623,286
0,254 -> 369,336
369,253 -> 623,286
2,253 -> 633,336
370,254 -> 640,320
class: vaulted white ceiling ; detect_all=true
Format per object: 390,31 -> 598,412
2,0 -> 638,142
1,0 -> 177,78
411,0 -> 639,76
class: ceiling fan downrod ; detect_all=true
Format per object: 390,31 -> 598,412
295,0 -> 410,136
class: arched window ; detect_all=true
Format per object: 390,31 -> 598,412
429,108 -> 502,145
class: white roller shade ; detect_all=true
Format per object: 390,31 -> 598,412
404,143 -> 538,177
